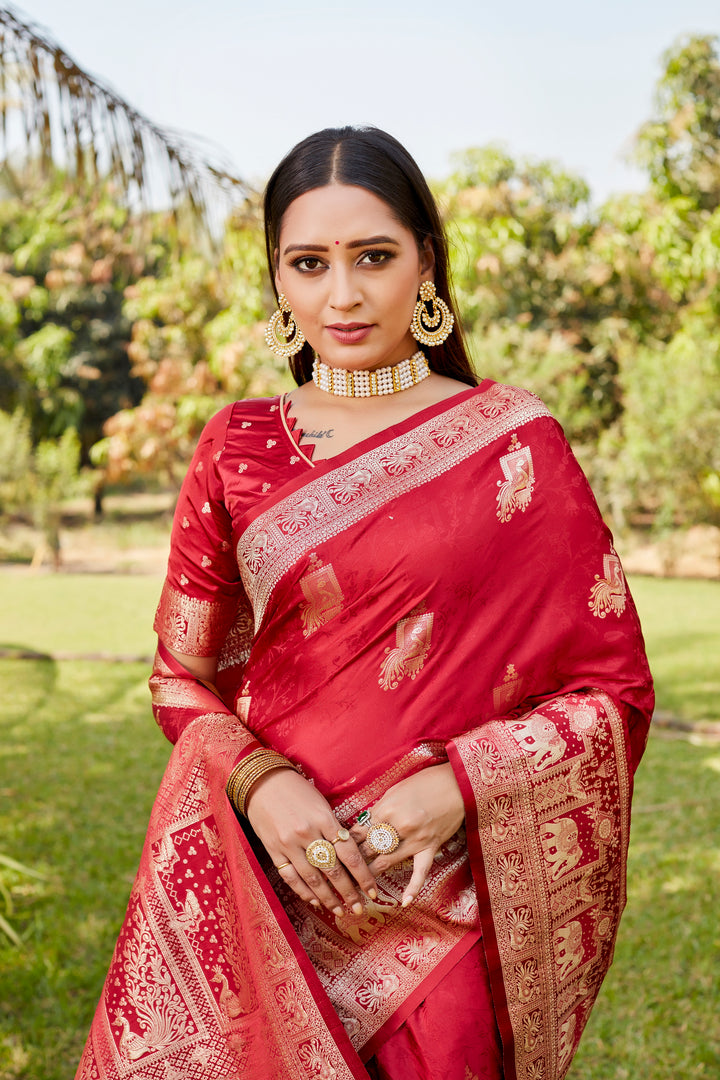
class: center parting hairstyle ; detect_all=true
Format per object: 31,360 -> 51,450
263,126 -> 477,387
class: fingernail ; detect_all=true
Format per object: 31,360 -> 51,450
352,902 -> 363,915
309,899 -> 321,908
402,895 -> 414,908
333,906 -> 343,917
368,888 -> 377,900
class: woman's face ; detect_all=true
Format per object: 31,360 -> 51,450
274,183 -> 434,371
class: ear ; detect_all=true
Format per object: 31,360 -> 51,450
419,236 -> 435,281
273,250 -> 282,294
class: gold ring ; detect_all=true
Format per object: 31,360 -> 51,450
330,827 -> 350,845
305,838 -> 337,870
366,822 -> 400,856
275,861 -> 291,871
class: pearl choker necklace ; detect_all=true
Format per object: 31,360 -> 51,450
312,351 -> 430,397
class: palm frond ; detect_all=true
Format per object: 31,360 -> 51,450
0,5 -> 255,233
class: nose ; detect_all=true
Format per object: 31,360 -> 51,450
328,265 -> 360,311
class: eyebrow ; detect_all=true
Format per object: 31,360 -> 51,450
282,235 -> 399,256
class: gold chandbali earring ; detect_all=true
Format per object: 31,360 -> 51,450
410,281 -> 454,346
265,294 -> 306,358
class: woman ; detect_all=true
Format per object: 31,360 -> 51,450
76,127 -> 653,1080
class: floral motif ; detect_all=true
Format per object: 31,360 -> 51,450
277,496 -> 322,535
378,441 -> 424,475
297,1038 -> 337,1079
515,958 -> 540,1003
327,468 -> 374,505
379,610 -> 434,691
493,662 -> 524,713
506,905 -> 536,951
496,434 -> 536,523
497,851 -> 527,898
395,932 -> 441,970
488,793 -> 517,843
356,969 -> 401,1013
521,1009 -> 543,1053
588,551 -> 627,618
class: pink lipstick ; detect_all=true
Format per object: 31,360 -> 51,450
326,323 -> 373,345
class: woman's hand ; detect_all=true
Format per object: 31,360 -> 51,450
245,768 -> 378,916
350,763 -> 465,908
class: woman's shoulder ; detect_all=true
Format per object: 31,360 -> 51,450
465,378 -> 554,423
199,395 -> 284,444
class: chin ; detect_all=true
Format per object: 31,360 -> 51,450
320,339 -> 415,371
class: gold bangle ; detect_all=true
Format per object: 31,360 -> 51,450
226,748 -> 296,815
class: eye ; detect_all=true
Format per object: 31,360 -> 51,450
359,249 -> 394,266
292,256 -> 325,272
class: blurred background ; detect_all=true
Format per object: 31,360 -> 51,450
0,3 -> 718,1078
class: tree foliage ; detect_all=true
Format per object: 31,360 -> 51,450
438,33 -> 720,529
0,5 -> 253,234
0,178 -> 159,459
1,27 -> 720,542
90,199 -> 290,486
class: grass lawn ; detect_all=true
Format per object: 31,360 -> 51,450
0,572 -> 718,1078
1,571 -> 718,720
629,576 -> 720,722
0,573 -> 162,657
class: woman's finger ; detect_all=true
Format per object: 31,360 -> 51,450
274,862 -> 322,907
277,830 -> 375,914
334,836 -> 378,898
401,847 -> 436,907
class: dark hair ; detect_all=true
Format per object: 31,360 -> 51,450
263,126 -> 477,387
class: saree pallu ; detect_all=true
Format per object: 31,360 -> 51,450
76,382 -> 654,1080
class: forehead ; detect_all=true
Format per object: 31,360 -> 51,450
278,184 -> 410,244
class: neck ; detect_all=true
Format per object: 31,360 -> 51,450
312,351 -> 430,398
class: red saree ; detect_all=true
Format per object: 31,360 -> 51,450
76,381 -> 653,1080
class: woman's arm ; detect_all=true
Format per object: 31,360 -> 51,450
159,644 -> 378,915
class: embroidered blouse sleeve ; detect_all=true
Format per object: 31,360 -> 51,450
154,404 -> 243,657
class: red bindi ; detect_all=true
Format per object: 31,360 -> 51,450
335,240 -> 339,245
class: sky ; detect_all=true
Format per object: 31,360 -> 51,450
12,0 -> 720,205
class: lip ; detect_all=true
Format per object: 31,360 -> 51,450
326,323 -> 373,344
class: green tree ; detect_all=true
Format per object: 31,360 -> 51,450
91,199 -> 289,487
636,34 -> 720,211
0,6 -> 251,232
0,179 -> 159,463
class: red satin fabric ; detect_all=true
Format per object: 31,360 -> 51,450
76,382 -> 653,1080
367,942 -> 503,1080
